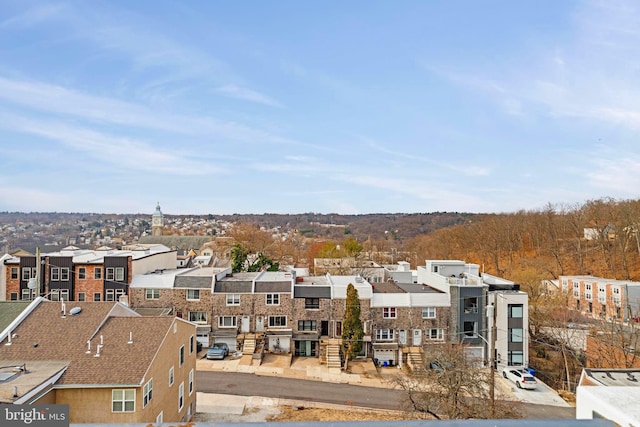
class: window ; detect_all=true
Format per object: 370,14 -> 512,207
508,350 -> 524,366
94,292 -> 102,301
298,320 -> 317,331
78,267 -> 86,279
10,292 -> 18,301
269,316 -> 287,327
383,307 -> 397,318
115,267 -> 125,281
508,304 -> 523,318
143,379 -> 153,407
179,345 -> 185,367
421,307 -> 436,318
189,311 -> 207,323
266,293 -> 279,305
49,289 -> 69,302
94,268 -> 102,279
376,329 -> 394,340
106,289 -> 114,301
509,328 -> 524,343
463,321 -> 477,337
146,289 -> 160,300
106,268 -> 114,281
112,389 -> 135,412
463,297 -> 478,314
78,292 -> 86,302
169,366 -> 174,386
21,267 -> 31,281
190,335 -> 195,353
51,267 -> 60,281
226,294 -> 240,305
305,298 -> 320,309
21,289 -> 32,300
178,382 -> 184,411
61,268 -> 69,281
428,328 -> 444,340
189,369 -> 194,395
186,289 -> 200,300
219,316 -> 236,328
10,267 -> 18,280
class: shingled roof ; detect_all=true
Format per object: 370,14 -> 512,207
0,301 -> 175,386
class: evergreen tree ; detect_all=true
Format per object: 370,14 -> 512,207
342,283 -> 364,368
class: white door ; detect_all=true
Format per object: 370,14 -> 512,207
256,316 -> 264,332
412,329 -> 422,346
398,329 -> 407,345
241,315 -> 250,333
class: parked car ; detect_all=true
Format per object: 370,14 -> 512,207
502,368 -> 537,390
206,343 -> 229,360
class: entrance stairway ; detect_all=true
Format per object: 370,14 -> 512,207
326,341 -> 342,369
407,346 -> 424,371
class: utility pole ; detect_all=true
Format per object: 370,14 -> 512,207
487,301 -> 496,418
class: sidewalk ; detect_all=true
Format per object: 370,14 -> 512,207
196,351 -> 401,388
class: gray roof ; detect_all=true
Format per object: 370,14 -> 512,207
214,281 -> 253,293
395,283 -> 443,294
255,281 -> 291,293
294,286 -> 331,298
175,275 -> 212,289
0,302 -> 30,332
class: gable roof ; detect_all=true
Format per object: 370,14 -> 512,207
0,301 -> 175,386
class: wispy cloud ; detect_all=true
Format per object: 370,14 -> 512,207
0,112 -> 228,176
216,85 -> 283,108
0,3 -> 65,29
0,75 -> 302,146
361,136 -> 491,177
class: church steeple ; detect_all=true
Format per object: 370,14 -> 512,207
152,202 -> 164,236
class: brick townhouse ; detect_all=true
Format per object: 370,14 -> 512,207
561,275 -> 640,321
3,245 -> 176,302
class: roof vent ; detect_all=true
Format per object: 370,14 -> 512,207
70,307 -> 82,316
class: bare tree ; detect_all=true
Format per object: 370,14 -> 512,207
392,344 -> 521,420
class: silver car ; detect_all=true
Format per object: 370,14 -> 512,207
206,343 -> 229,360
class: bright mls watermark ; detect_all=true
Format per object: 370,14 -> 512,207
2,405 -> 68,426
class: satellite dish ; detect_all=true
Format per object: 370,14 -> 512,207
69,307 -> 82,316
27,278 -> 37,290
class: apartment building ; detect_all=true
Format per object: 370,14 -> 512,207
561,275 -> 640,321
3,245 -> 176,302
0,298 -> 197,424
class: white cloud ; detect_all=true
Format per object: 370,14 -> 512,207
216,85 -> 283,108
0,113 -> 228,176
0,4 -> 65,29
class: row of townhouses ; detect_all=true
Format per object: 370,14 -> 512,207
0,245 -> 529,370
561,275 -> 640,321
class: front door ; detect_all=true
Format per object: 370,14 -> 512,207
335,321 -> 342,337
398,329 -> 407,345
321,321 -> 329,336
241,315 -> 250,333
412,329 -> 422,346
256,316 -> 264,332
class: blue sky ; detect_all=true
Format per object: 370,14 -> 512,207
1,0 -> 639,215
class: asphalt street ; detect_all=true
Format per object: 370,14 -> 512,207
197,371 -> 576,419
